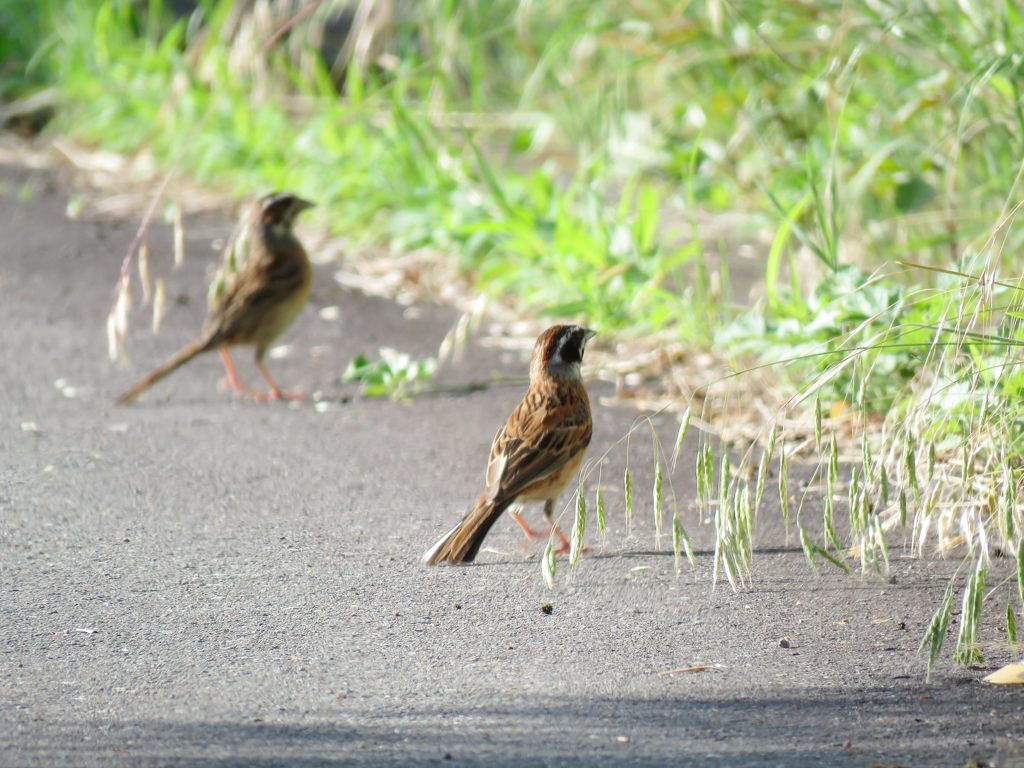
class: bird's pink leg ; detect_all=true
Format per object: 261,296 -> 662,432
254,358 -> 305,402
552,526 -> 571,554
510,510 -> 545,542
544,499 -> 575,555
218,349 -> 258,397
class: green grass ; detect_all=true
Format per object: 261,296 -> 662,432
5,0 -> 1024,669
0,1 -> 51,100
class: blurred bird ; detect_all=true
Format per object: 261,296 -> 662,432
116,193 -> 314,405
423,324 -> 596,565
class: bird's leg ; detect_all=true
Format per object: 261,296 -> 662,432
254,356 -> 305,402
544,499 -> 572,555
509,509 -> 545,542
218,349 -> 258,397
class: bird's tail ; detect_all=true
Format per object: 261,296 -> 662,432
115,338 -> 210,405
422,494 -> 512,566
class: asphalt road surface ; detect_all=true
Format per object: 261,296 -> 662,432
2,162 -> 1021,767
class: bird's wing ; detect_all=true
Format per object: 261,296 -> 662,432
202,244 -> 307,345
484,385 -> 592,503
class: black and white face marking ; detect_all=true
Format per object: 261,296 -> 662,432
547,325 -> 596,374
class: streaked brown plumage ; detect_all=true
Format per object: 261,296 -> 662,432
116,193 -> 314,405
423,324 -> 596,566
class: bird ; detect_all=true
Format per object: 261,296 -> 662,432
116,192 -> 314,405
422,324 -> 596,566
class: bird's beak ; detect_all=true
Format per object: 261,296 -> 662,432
583,329 -> 597,343
294,197 -> 316,212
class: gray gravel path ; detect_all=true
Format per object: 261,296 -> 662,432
1,163 -> 1021,767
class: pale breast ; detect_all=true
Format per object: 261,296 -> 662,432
516,448 -> 587,502
249,276 -> 311,349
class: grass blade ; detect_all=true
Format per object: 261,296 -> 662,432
653,460 -> 664,545
754,425 -> 776,513
814,395 -> 823,449
1018,536 -> 1024,612
779,441 -> 790,535
624,468 -> 633,535
670,406 -> 692,468
570,490 -> 587,567
542,539 -> 557,590
672,511 -> 682,569
798,524 -> 817,571
919,579 -> 956,680
954,557 -> 987,667
904,432 -> 919,503
696,442 -> 710,511
1007,603 -> 1018,656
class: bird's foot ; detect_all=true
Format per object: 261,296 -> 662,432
253,388 -> 306,402
553,527 -> 574,555
218,376 -> 259,398
511,512 -> 581,555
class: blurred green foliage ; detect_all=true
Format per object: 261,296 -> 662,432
0,0 -> 52,99
5,1 -> 1023,352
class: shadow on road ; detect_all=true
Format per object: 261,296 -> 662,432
16,685 -> 1018,767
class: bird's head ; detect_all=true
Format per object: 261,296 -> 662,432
531,324 -> 596,382
256,192 -> 315,237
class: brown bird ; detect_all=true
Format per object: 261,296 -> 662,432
116,193 -> 314,405
423,324 -> 596,566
